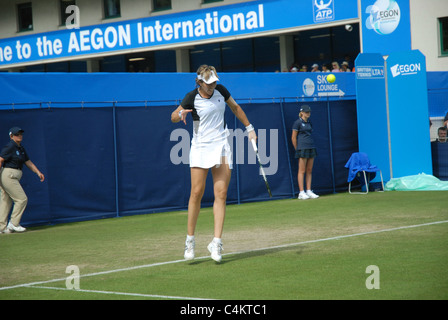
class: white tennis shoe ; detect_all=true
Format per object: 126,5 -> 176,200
306,190 -> 319,199
298,192 -> 310,200
184,239 -> 195,260
207,241 -> 223,263
7,222 -> 26,233
0,228 -> 12,234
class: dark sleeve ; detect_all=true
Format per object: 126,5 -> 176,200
0,144 -> 12,161
444,112 -> 448,122
181,89 -> 197,110
215,84 -> 231,101
292,119 -> 300,132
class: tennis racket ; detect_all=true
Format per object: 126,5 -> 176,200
251,139 -> 272,198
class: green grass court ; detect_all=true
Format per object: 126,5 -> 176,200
1,191 -> 447,300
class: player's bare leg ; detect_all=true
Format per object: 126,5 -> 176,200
187,167 -> 208,236
184,167 -> 208,260
208,157 -> 231,262
211,158 -> 231,238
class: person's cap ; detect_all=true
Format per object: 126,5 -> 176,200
197,71 -> 219,84
9,127 -> 24,136
342,61 -> 349,66
312,64 -> 319,68
300,105 -> 311,112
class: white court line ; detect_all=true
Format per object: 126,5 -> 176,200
1,219 -> 447,294
26,285 -> 214,300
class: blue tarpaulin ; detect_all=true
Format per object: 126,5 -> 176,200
0,73 -> 360,226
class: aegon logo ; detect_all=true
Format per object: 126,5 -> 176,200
377,9 -> 399,19
365,0 -> 401,35
390,63 -> 421,77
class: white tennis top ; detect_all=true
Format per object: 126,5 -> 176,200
181,84 -> 233,169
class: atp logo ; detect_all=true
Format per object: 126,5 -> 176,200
365,0 -> 401,35
313,0 -> 334,23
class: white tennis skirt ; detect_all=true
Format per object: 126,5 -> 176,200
189,138 -> 233,169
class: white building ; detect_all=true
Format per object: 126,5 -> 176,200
0,0 -> 447,72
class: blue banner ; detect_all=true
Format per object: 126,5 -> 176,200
360,0 -> 411,55
355,53 -> 391,181
299,72 -> 355,99
386,50 -> 432,178
0,72 -> 357,109
0,0 -> 358,68
0,73 -> 360,226
355,50 -> 432,180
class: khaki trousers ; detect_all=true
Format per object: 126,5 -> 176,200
0,168 -> 28,230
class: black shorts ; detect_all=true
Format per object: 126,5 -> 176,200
295,148 -> 317,159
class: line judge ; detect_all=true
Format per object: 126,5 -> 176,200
0,127 -> 45,233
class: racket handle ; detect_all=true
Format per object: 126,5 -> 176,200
250,139 -> 258,152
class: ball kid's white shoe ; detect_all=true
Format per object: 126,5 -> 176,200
298,192 -> 310,200
306,190 -> 319,199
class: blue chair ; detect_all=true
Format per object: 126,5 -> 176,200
344,152 -> 384,194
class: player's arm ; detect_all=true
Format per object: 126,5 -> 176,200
171,106 -> 183,123
226,96 -> 257,141
171,105 -> 191,124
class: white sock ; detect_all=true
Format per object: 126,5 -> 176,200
186,235 -> 195,242
300,191 -> 306,194
213,237 -> 222,244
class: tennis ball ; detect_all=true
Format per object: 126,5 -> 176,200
327,74 -> 336,83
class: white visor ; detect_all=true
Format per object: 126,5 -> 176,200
197,71 -> 219,84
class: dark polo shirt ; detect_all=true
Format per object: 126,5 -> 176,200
292,117 -> 315,150
0,140 -> 29,170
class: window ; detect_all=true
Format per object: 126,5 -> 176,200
190,43 -> 222,72
221,39 -> 254,72
189,37 -> 280,72
440,17 -> 448,56
104,0 -> 121,19
293,24 -> 360,71
60,0 -> 76,26
153,0 -> 171,12
17,2 -> 33,32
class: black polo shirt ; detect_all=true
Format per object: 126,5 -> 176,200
292,117 -> 315,150
0,140 -> 29,170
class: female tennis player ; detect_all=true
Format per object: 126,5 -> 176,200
171,65 -> 257,262
291,105 -> 319,200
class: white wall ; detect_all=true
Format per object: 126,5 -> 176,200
0,0 -> 252,38
1,0 -> 448,71
410,0 -> 448,71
